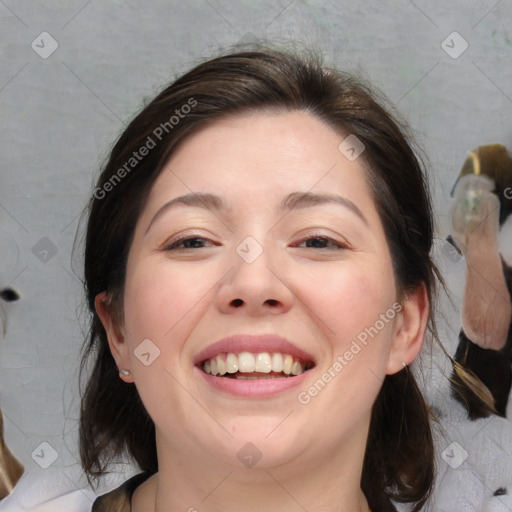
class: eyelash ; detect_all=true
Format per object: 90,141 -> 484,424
164,234 -> 347,251
165,236 -> 215,250
296,236 -> 346,250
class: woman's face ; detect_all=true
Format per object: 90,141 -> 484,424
101,110 -> 423,471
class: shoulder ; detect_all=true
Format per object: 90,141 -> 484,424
91,471 -> 155,512
0,468 -> 96,512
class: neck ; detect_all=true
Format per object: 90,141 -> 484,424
141,428 -> 372,512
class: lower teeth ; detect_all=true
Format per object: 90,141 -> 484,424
234,374 -> 290,380
220,372 -> 292,380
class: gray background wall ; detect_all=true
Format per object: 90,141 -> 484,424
1,0 -> 511,501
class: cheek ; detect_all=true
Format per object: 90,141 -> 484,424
121,260 -> 218,423
122,259 -> 214,345
295,261 -> 398,409
301,261 -> 397,346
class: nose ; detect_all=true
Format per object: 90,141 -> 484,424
215,239 -> 294,316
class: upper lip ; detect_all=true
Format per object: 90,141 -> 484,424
194,334 -> 316,366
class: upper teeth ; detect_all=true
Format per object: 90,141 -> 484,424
202,352 -> 311,376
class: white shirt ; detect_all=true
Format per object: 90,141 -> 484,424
0,468 -> 96,512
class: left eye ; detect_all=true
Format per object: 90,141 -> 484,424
295,236 -> 345,249
165,236 -> 214,250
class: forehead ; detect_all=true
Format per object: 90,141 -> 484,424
147,110 -> 375,212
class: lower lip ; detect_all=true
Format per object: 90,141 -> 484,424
197,367 -> 312,398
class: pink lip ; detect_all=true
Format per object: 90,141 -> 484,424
196,367 -> 312,398
193,334 -> 315,366
193,334 -> 316,399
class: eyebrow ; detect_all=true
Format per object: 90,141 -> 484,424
145,191 -> 368,235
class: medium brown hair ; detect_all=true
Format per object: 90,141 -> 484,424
79,45 -> 441,511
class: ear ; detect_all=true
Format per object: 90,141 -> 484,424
386,282 -> 429,375
95,291 -> 133,382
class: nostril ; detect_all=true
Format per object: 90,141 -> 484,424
231,298 -> 243,307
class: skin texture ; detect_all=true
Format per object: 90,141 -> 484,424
95,111 -> 429,512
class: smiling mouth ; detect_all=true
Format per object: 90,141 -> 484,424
200,351 -> 315,379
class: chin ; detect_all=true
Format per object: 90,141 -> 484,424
193,418 -> 306,466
